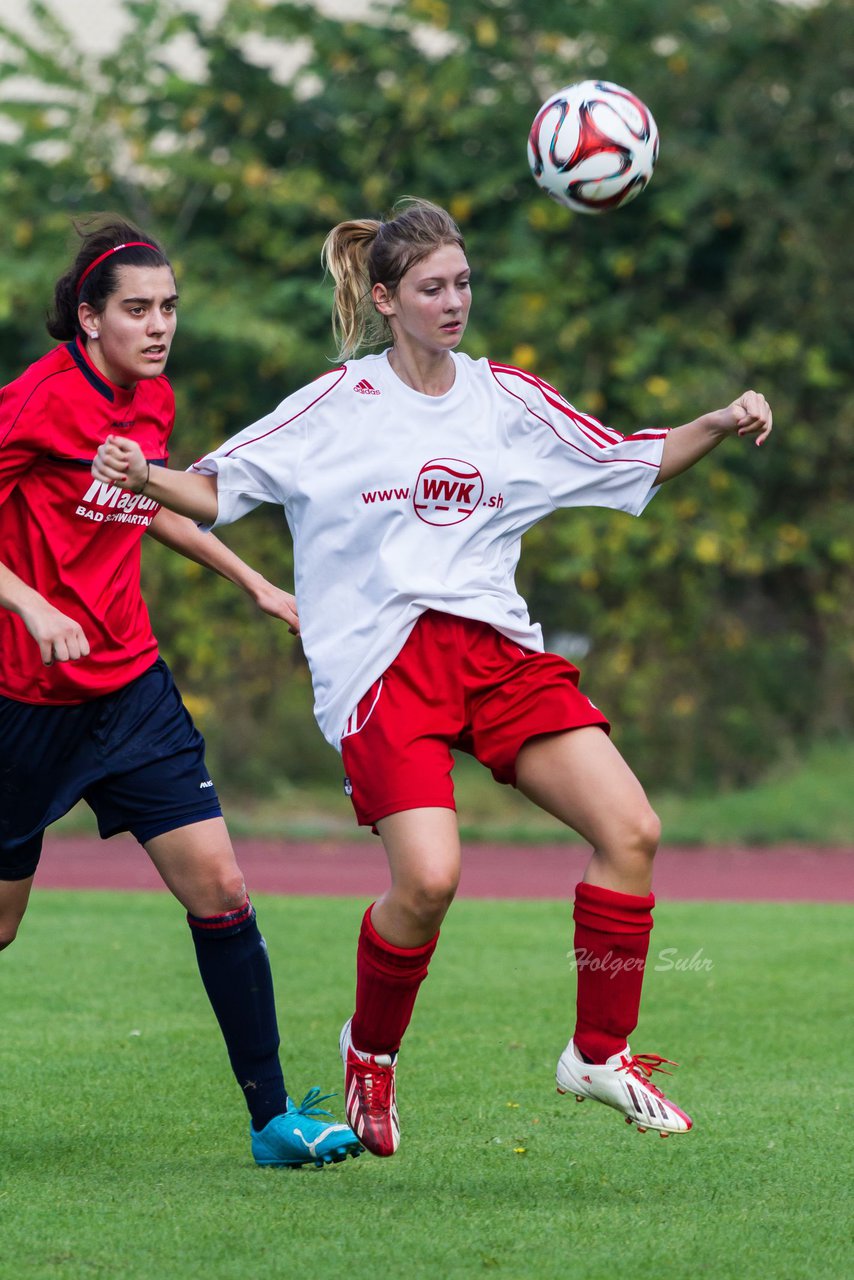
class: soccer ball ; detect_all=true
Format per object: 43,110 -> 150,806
527,80 -> 659,214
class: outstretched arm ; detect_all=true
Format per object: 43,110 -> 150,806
93,434 -> 219,524
93,436 -> 299,634
148,508 -> 299,634
658,390 -> 772,483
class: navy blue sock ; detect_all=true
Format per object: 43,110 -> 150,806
187,898 -> 288,1131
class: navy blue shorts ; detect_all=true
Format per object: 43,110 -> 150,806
0,658 -> 222,880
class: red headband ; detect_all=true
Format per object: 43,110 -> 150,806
76,241 -> 158,296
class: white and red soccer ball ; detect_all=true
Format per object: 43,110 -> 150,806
527,80 -> 659,214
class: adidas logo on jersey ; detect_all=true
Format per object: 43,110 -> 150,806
353,379 -> 380,395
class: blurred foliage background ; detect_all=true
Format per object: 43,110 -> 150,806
1,0 -> 852,801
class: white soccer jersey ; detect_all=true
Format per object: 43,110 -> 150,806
194,350 -> 667,750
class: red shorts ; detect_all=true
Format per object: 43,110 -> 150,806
340,610 -> 609,828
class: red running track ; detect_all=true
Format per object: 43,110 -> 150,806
34,836 -> 854,902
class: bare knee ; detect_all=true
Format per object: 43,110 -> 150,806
216,867 -> 249,907
610,802 -> 661,872
631,803 -> 662,861
185,868 -> 247,918
145,819 -> 248,917
0,914 -> 24,951
0,881 -> 32,951
590,801 -> 661,891
397,871 -> 459,932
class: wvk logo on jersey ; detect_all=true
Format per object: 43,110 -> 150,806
361,457 -> 503,527
76,478 -> 159,526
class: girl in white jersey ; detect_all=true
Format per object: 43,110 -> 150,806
93,199 -> 772,1159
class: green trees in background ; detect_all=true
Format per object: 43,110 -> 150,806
1,0 -> 851,793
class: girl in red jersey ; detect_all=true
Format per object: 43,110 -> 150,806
0,216 -> 361,1169
93,199 -> 772,1158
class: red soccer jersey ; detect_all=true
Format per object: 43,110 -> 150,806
0,338 -> 172,703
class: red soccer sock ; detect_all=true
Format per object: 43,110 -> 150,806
571,880 -> 655,1064
350,905 -> 439,1055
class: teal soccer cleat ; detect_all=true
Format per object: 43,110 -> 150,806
251,1087 -> 364,1168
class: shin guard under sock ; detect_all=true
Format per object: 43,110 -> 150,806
350,905 -> 438,1055
188,898 -> 287,1130
572,880 -> 655,1064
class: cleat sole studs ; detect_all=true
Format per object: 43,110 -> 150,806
636,1126 -> 647,1134
659,1132 -> 670,1139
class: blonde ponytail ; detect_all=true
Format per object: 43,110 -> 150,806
321,219 -> 385,361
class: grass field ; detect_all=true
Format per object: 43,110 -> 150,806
1,892 -> 850,1279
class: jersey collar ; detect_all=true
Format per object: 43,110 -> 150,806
67,337 -> 136,407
